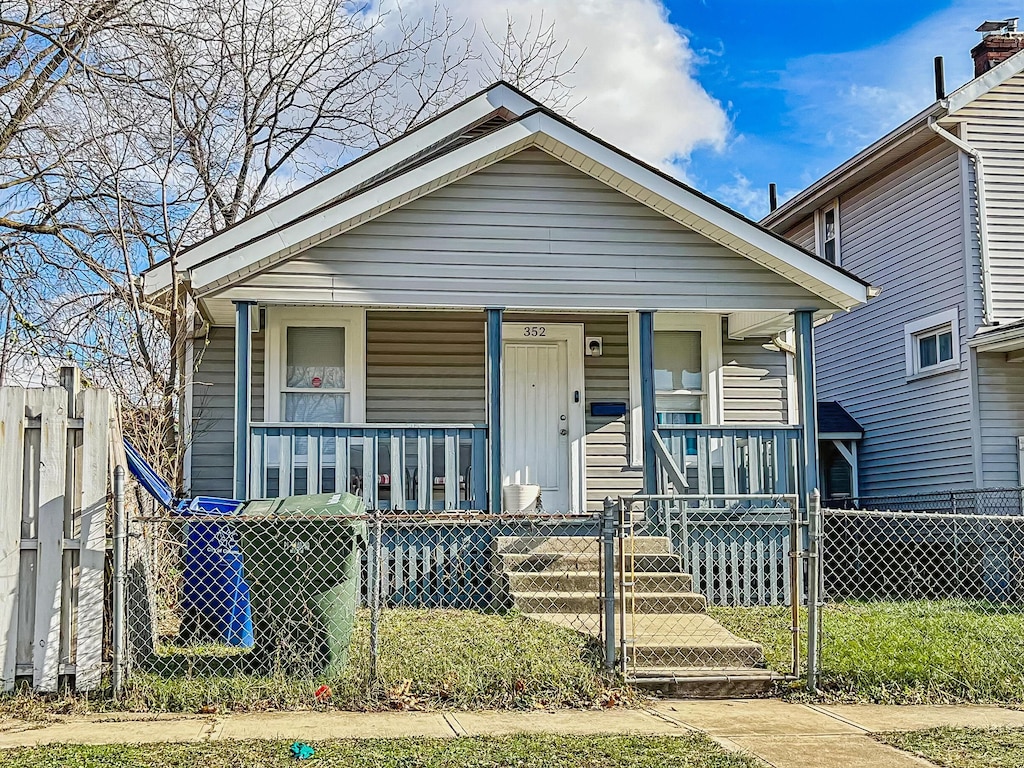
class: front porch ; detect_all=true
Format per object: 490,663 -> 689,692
202,304 -> 821,513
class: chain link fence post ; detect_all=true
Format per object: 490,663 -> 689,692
111,465 -> 126,697
368,511 -> 382,695
806,487 -> 822,693
601,497 -> 617,671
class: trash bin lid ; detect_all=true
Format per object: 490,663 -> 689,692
238,492 -> 365,518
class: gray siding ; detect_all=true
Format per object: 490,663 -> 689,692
787,216 -> 816,253
812,137 -> 975,495
959,71 -> 1024,324
365,310 -> 485,423
722,338 -> 789,423
189,327 -> 264,497
251,149 -> 828,311
977,351 -> 1024,486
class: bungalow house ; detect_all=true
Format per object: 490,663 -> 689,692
143,82 -> 872,514
763,20 -> 1024,500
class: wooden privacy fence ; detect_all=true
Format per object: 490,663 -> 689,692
0,376 -> 113,692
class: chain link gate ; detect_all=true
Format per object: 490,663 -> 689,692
609,494 -> 810,691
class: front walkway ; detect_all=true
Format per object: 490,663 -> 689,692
4,700 -> 1024,766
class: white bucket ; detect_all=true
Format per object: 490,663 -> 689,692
502,484 -> 541,513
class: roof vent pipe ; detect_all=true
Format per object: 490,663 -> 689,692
934,56 -> 945,101
768,183 -> 778,213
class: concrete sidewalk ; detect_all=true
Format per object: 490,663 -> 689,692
3,700 -> 1024,767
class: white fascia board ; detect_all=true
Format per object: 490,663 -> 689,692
946,48 -> 1024,115
191,120 -> 538,290
143,261 -> 173,296
520,114 -> 871,308
969,324 -> 1024,352
143,84 -> 536,297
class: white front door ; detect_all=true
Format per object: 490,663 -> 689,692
501,323 -> 585,512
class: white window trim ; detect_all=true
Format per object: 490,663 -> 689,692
264,306 -> 366,423
628,312 -> 723,468
814,198 -> 841,266
904,308 -> 960,381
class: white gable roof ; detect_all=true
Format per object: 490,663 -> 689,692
145,82 -> 873,311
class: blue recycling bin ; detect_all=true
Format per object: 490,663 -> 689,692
178,497 -> 255,648
124,441 -> 255,648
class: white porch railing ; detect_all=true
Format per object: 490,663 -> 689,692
655,425 -> 802,497
249,424 -> 488,510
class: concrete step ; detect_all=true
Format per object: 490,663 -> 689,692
507,571 -> 693,593
512,591 -> 707,615
629,641 -> 764,669
497,552 -> 684,574
627,668 -> 778,698
493,536 -> 674,556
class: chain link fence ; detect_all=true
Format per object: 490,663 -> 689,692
121,506 -> 626,709
820,488 -> 1024,701
616,495 -> 803,692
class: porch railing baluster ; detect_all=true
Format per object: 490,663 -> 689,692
249,423 -> 486,510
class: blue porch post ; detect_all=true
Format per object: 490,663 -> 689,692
486,308 -> 504,514
794,308 -> 821,691
793,309 -> 819,520
233,301 -> 256,500
639,310 -> 658,495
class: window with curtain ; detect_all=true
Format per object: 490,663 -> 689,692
654,330 -> 703,425
282,326 -> 348,423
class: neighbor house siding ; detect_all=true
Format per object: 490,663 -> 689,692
810,137 -> 975,495
977,351 -> 1024,486
365,310 -> 486,423
247,149 -> 829,312
787,216 -> 816,254
189,326 -> 264,497
722,338 -> 790,423
958,70 -> 1024,325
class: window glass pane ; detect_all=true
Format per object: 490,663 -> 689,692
938,331 -> 953,362
287,327 -> 345,389
919,335 -> 938,368
823,240 -> 836,264
284,392 -> 347,423
824,208 -> 836,240
654,331 -> 702,391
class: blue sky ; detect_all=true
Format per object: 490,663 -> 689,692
664,0 -> 1024,217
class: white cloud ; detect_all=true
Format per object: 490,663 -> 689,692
779,0 -> 1022,153
398,0 -> 730,172
715,172 -> 762,218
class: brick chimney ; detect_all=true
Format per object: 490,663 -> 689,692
972,18 -> 1024,77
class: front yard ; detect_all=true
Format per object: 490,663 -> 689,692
877,727 -> 1024,767
712,600 -> 1024,704
0,734 -> 760,768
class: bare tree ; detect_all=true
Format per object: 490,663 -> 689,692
1,0 -> 578,491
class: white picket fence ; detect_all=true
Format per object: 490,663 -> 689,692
0,373 -> 113,691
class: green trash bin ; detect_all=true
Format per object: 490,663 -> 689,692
234,492 -> 367,675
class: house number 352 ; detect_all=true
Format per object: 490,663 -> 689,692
523,326 -> 546,337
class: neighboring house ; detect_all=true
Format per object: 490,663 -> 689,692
763,20 -> 1024,499
143,82 -> 871,513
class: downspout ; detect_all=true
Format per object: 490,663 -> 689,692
928,117 -> 994,327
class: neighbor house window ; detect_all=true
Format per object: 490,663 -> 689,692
815,200 -> 840,265
904,308 -> 959,380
